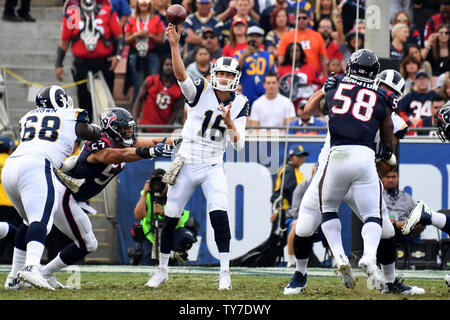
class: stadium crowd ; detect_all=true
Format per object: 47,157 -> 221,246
45,0 -> 449,136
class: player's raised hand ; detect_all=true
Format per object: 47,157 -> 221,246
220,102 -> 233,126
166,23 -> 182,45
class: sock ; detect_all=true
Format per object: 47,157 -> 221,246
10,247 -> 26,277
160,216 -> 179,254
219,252 -> 230,271
159,252 -> 170,270
42,253 -> 68,276
296,258 -> 309,275
59,243 -> 89,265
361,219 -> 382,260
380,262 -> 396,284
377,237 -> 396,266
431,210 -> 447,229
25,241 -> 45,266
321,217 -> 347,262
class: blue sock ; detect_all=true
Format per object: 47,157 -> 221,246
4,223 -> 17,244
160,216 -> 179,254
59,243 -> 89,265
14,223 -> 28,251
25,221 -> 46,245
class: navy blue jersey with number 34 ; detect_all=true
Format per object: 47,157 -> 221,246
325,74 -> 397,151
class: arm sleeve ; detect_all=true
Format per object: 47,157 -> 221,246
229,115 -> 247,151
177,77 -> 198,104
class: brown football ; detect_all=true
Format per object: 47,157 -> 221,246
167,4 -> 187,25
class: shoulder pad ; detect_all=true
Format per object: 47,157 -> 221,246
75,108 -> 90,123
85,135 -> 114,153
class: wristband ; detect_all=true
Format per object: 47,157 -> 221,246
55,46 -> 66,68
136,147 -> 150,159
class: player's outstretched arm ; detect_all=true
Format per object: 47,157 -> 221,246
75,122 -> 102,141
304,90 -> 326,116
167,24 -> 188,82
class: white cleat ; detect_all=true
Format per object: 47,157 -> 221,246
44,273 -> 69,289
218,270 -> 232,290
4,274 -> 31,290
359,255 -> 384,290
18,265 -> 55,291
402,200 -> 431,235
335,258 -> 356,289
145,268 -> 168,288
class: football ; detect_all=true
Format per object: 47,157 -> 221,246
167,4 -> 187,25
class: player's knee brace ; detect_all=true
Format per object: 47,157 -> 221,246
209,210 -> 231,252
377,237 -> 396,265
25,221 -> 47,245
160,216 -> 179,254
294,235 -> 313,259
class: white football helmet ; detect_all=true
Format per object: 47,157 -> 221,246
374,69 -> 406,99
210,57 -> 241,92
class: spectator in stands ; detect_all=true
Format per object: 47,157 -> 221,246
55,0 -> 124,122
317,17 -> 343,62
277,8 -> 328,76
264,6 -> 292,57
391,1 -> 414,25
110,0 -> 132,27
423,0 -> 450,42
248,72 -> 296,134
392,11 -> 423,48
286,0 -> 314,29
422,94 -> 446,136
405,43 -> 433,77
390,23 -> 410,60
434,58 -> 450,88
183,0 -> 224,54
2,0 -> 35,21
260,0 -> 296,34
382,170 -> 424,244
288,101 -> 327,135
223,18 -> 249,57
340,0 -> 365,35
181,0 -> 197,15
124,0 -> 165,105
400,55 -> 422,93
183,27 -> 223,65
413,0 -> 441,36
132,56 -> 184,132
313,0 -> 337,27
423,24 -> 450,78
0,136 -> 21,264
235,26 -> 277,107
278,42 -> 322,108
327,57 -> 344,75
154,0 -> 171,58
435,72 -> 450,98
270,145 -> 309,234
215,0 -> 261,23
339,29 -> 364,67
186,46 -> 212,80
399,69 -> 440,135
221,0 -> 260,43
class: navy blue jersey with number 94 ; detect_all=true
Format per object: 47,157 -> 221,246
325,74 -> 397,151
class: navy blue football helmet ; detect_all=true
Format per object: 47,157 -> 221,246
346,49 -> 380,82
100,107 -> 136,147
436,102 -> 450,142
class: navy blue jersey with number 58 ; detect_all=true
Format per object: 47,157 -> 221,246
325,74 -> 397,151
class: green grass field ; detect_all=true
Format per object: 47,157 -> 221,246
0,265 -> 448,300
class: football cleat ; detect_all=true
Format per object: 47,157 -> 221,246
4,274 -> 31,290
401,200 -> 432,235
335,258 -> 356,289
44,273 -> 69,289
358,255 -> 384,290
145,268 -> 168,288
382,276 -> 425,295
217,270 -> 232,290
283,271 -> 307,295
445,274 -> 450,287
18,265 -> 55,291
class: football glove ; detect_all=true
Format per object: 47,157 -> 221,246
321,72 -> 337,93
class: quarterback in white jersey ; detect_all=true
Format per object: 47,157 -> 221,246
1,85 -> 101,290
146,23 -> 248,291
284,70 -> 425,295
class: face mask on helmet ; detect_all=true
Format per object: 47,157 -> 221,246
81,0 -> 96,13
210,57 -> 241,92
36,85 -> 74,109
436,104 -> 450,142
101,108 -> 137,147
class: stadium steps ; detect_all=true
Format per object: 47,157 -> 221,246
1,2 -> 119,264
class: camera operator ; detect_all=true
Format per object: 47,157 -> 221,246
130,168 -> 197,265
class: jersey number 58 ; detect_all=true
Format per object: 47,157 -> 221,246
332,83 -> 377,122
